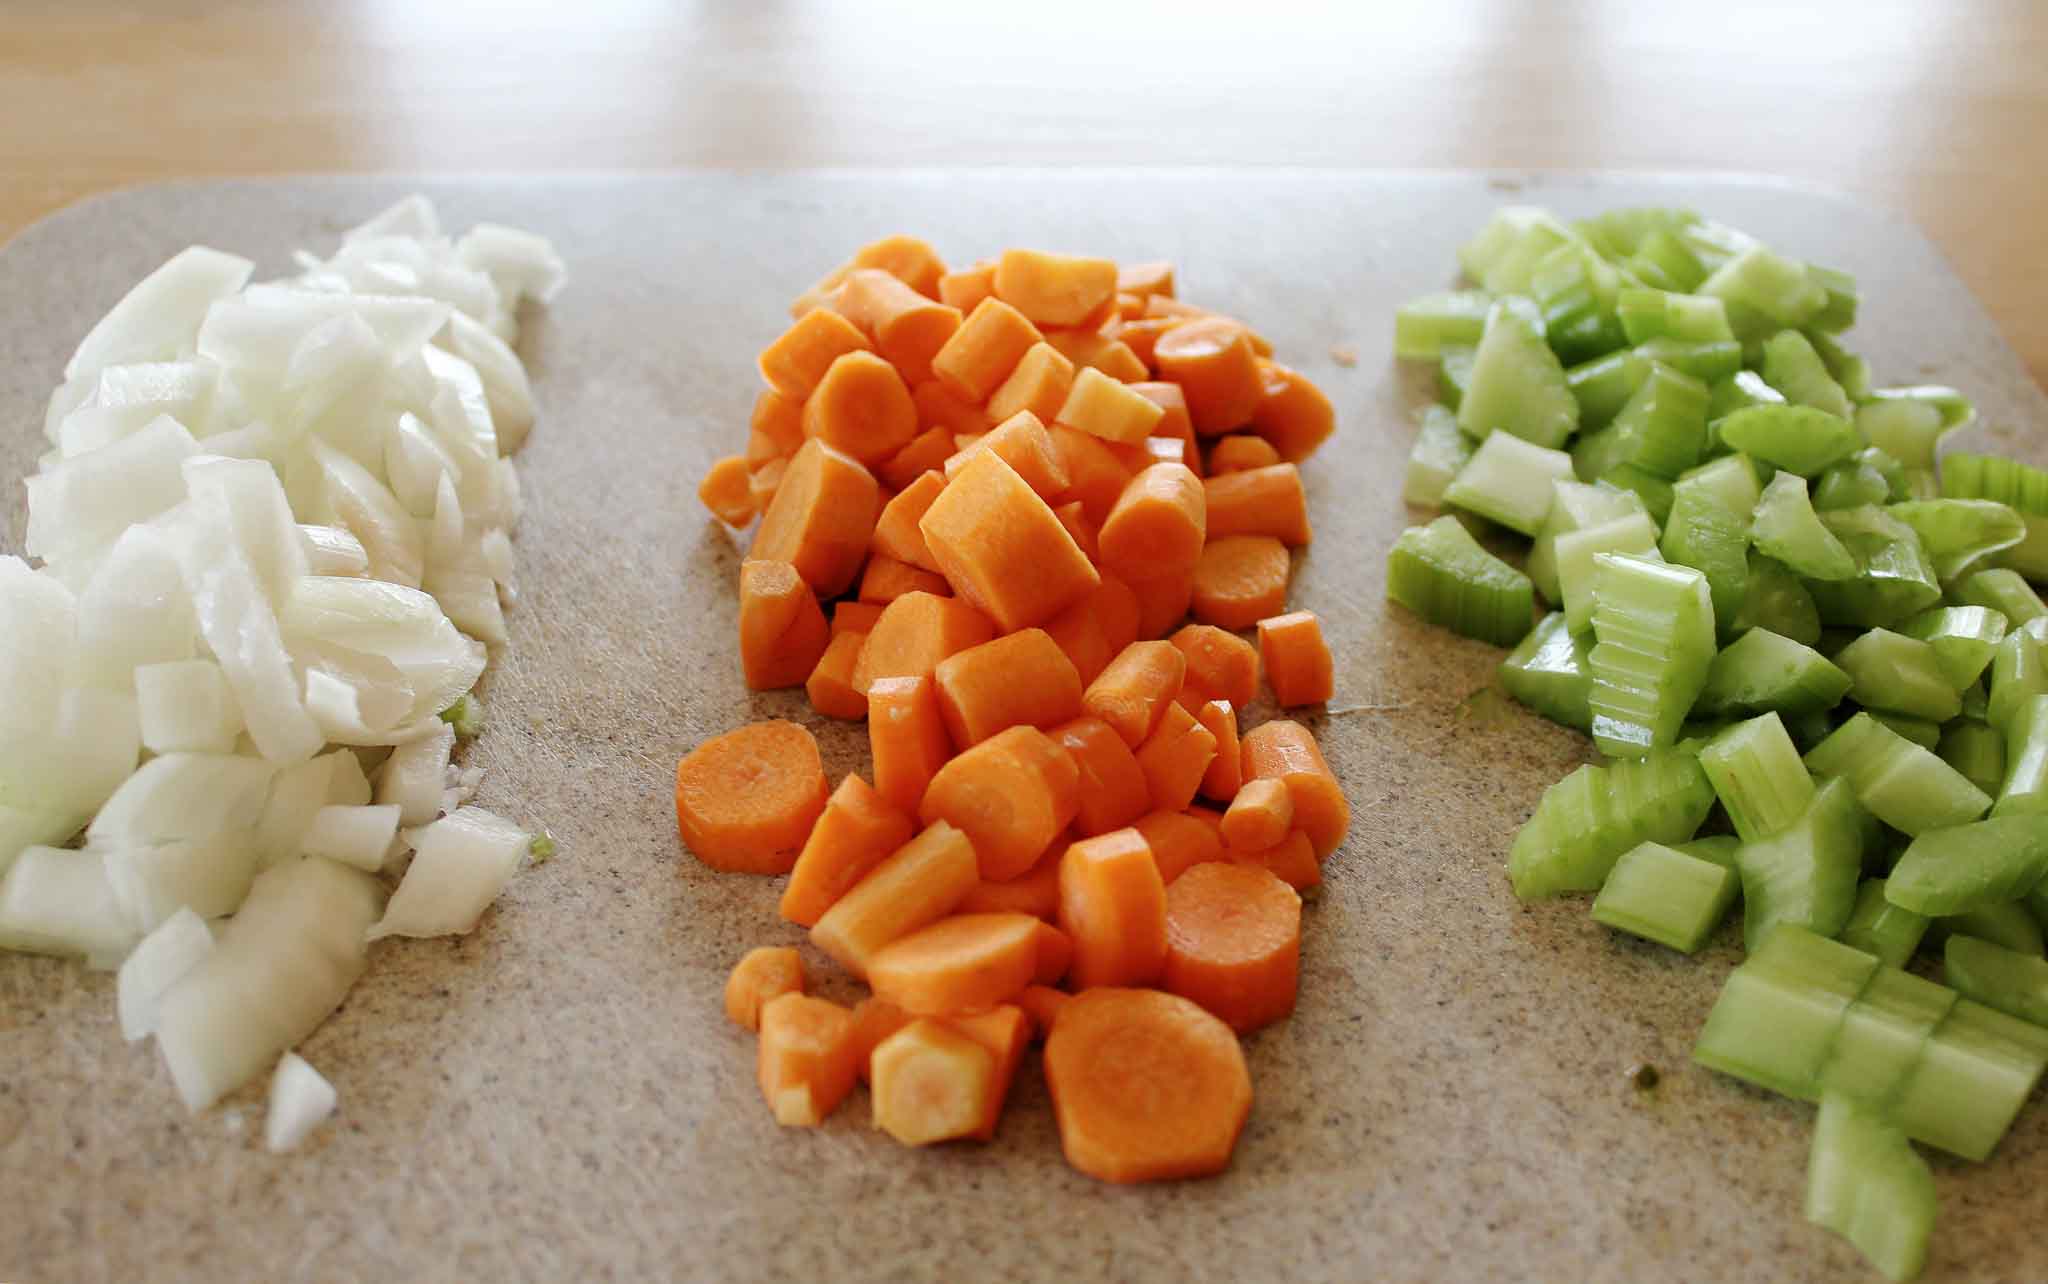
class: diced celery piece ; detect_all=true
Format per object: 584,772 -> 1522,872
1762,330 -> 1853,420
1950,568 -> 2045,626
1865,712 -> 1942,751
1617,288 -> 1734,346
1699,246 -> 1829,341
1803,329 -> 1872,402
1402,404 -> 1476,508
1805,713 -> 1992,836
1498,612 -> 1591,731
1571,362 -> 1709,483
1987,617 -> 2048,732
1806,265 -> 1861,333
1573,207 -> 1700,262
1456,298 -> 1578,449
1527,480 -> 1643,605
1565,349 -> 1649,430
1890,997 -> 2048,1161
1805,1093 -> 1936,1283
1587,554 -> 1716,757
1752,472 -> 1856,580
1859,448 -> 1912,503
1659,483 -> 1749,632
1625,228 -> 1709,293
1963,677 -> 1990,721
1709,369 -> 1786,421
1938,720 -> 2006,800
1700,713 -> 1816,842
1715,404 -> 1860,478
1819,966 -> 1958,1112
1887,498 -> 2026,583
1832,629 -> 1962,722
1693,924 -> 1879,1102
1633,337 -> 1742,385
1857,387 -> 1973,472
1939,903 -> 2045,957
1994,694 -> 2048,819
1841,879 -> 1930,968
1733,552 -> 1822,646
1783,708 -> 1838,754
1437,344 -> 1476,410
1734,776 -> 1866,950
1886,815 -> 2048,915
1678,219 -> 1762,275
1812,457 -> 1891,512
1459,206 -> 1575,294
1531,242 -> 1627,365
1807,507 -> 1944,630
1676,834 -> 1740,870
1385,515 -> 1535,648
1394,290 -> 1492,361
1945,934 -> 2048,1029
1676,454 -> 1762,521
1941,453 -> 2048,582
1592,840 -> 1737,953
1597,465 -> 1674,526
1507,751 -> 1715,899
1899,605 -> 2007,690
1695,628 -> 1850,718
1444,432 -> 1576,537
1556,511 -> 1662,636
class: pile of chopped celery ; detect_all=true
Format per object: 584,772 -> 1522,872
1392,203 -> 2048,1281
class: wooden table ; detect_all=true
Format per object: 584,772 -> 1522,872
5,1 -> 2044,382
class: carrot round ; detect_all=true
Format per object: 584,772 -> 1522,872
993,250 -> 1119,328
1056,367 -> 1168,446
1207,435 -> 1282,475
833,600 -> 884,636
1052,716 -> 1153,837
805,628 -> 869,720
958,843 -> 1065,920
759,306 -> 872,400
986,342 -> 1077,429
1203,463 -> 1311,547
934,628 -> 1085,748
1194,699 -> 1242,802
675,720 -> 829,875
871,470 -> 946,572
931,297 -> 1044,404
1240,720 -> 1349,859
945,409 -> 1071,500
880,425 -> 959,491
859,555 -> 951,605
1220,777 -> 1293,852
1232,828 -> 1321,891
918,450 -> 1101,633
866,674 -> 954,816
869,912 -> 1043,1016
837,267 -> 963,385
748,389 -> 806,467
1136,701 -> 1220,812
1116,261 -> 1175,299
1163,861 -> 1301,1033
937,261 -> 996,313
1045,330 -> 1148,383
1134,810 -> 1225,886
870,1018 -> 997,1146
1016,984 -> 1071,1041
1057,827 -> 1167,990
1043,987 -> 1252,1183
851,590 -> 996,695
724,946 -> 805,1031
1114,317 -> 1184,371
920,725 -> 1081,881
1128,569 -> 1195,640
801,349 -> 918,466
1170,624 -> 1260,712
1092,575 -> 1142,656
1191,535 -> 1291,629
752,437 -> 882,597
848,995 -> 913,1083
738,559 -> 830,691
1153,317 -> 1264,435
756,992 -> 861,1127
1249,360 -> 1336,462
1048,424 -> 1136,525
1257,609 -> 1334,707
1043,594 -> 1114,689
1097,463 -> 1206,583
811,821 -> 980,980
1082,640 -> 1188,748
699,455 -> 756,528
780,774 -> 916,927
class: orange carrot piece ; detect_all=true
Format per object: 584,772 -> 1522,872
937,261 -> 996,313
1257,610 -> 1335,707
845,234 -> 947,300
1017,984 -> 1071,1040
1144,294 -> 1208,320
920,725 -> 1081,881
1132,382 -> 1199,470
1203,462 -> 1312,546
869,912 -> 1043,1016
1194,699 -> 1242,802
1044,987 -> 1251,1183
1232,828 -> 1321,891
1045,330 -> 1148,383
986,342 -> 1077,429
1034,920 -> 1075,986
1093,575 -> 1142,655
1057,828 -> 1167,990
1191,534 -> 1291,629
1056,367 -> 1167,446
1154,317 -> 1265,435
1115,292 -> 1147,321
860,555 -> 952,605
879,426 -> 959,491
911,379 -> 987,437
943,409 -> 1070,500
1048,711 -> 1151,833
1142,437 -> 1183,468
748,456 -> 788,512
1240,720 -> 1349,859
871,469 -> 946,572
833,600 -> 884,636
739,559 -> 830,691
1136,700 -> 1219,812
1052,500 -> 1101,564
801,349 -> 918,466
811,821 -> 980,980
1048,424 -> 1136,525
675,720 -> 829,875
780,774 -> 916,927
1083,640 -> 1187,748
918,450 -> 1101,633
760,307 -> 872,400
1220,777 -> 1293,852
867,674 -> 955,815
1163,861 -> 1300,1033
934,628 -> 1085,748
757,992 -> 861,1127
1114,317 -> 1184,372
848,996 -> 913,1083
870,1018 -> 996,1146
1207,434 -> 1282,475
993,250 -> 1119,328
699,455 -> 756,527
1043,593 -> 1113,688
1186,804 -> 1226,843
1250,360 -> 1336,462
1127,569 -> 1195,640
958,844 -> 1064,920
948,1004 -> 1032,1139
851,590 -> 996,694
1170,624 -> 1260,711
1097,463 -> 1206,583
805,629 -> 869,719
752,438 -> 882,597
1116,261 -> 1175,299
724,946 -> 805,1031
931,297 -> 1044,404
1134,809 -> 1225,886
748,389 -> 807,467
837,267 -> 964,385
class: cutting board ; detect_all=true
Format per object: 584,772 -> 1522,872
4,174 -> 2046,1284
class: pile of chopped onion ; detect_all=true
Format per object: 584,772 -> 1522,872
0,194 -> 564,1145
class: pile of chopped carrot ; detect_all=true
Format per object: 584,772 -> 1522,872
683,238 -> 1350,1182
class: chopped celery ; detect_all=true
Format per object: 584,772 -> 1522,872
1806,265 -> 1861,333
1709,369 -> 1786,422
1459,206 -> 1575,294
1899,606 -> 2007,690
1437,344 -> 1476,410
1938,903 -> 2045,957
1887,498 -> 2026,583
1506,751 -> 1714,899
1693,924 -> 1878,1102
1456,298 -> 1578,448
1963,677 -> 1990,721
1676,218 -> 1761,275
1752,472 -> 1856,581
1597,465 -> 1674,525
1889,997 -> 2048,1161
1699,246 -> 1829,341
1700,713 -> 1815,842
1573,206 -> 1700,262
1385,515 -> 1535,648
1784,708 -> 1839,753
1805,1093 -> 1936,1283
1950,567 -> 2045,626
1715,404 -> 1860,477
1886,815 -> 2048,916
1993,695 -> 2048,818
1592,841 -> 1738,953
1402,404 -> 1476,507
1625,228 -> 1709,293
1733,552 -> 1823,645
1571,362 -> 1709,482
1498,612 -> 1591,731
1807,507 -> 1943,630
1857,387 -> 1973,472
1527,480 -> 1644,605
1986,617 -> 2048,732
1812,457 -> 1892,512
1805,713 -> 1992,836
1659,483 -> 1749,632
1841,879 -> 1930,968
1531,241 -> 1627,364
1734,776 -> 1866,950
1945,934 -> 2048,1029
1633,337 -> 1742,385
1676,834 -> 1741,870
1831,629 -> 1963,723
1803,329 -> 1872,402
1694,628 -> 1850,718
1444,432 -> 1576,536
1866,712 -> 1942,751
1937,720 -> 2006,799
1819,966 -> 1957,1113
1587,554 -> 1717,757
1394,290 -> 1492,360
1677,454 -> 1762,519
1564,349 -> 1649,430
1941,453 -> 2048,581
1556,511 -> 1661,635
1617,288 -> 1733,346
1762,330 -> 1853,420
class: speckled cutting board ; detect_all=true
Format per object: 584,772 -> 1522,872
4,173 -> 2046,1284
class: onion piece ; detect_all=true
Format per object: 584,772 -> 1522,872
440,310 -> 535,453
279,576 -> 486,724
184,455 -> 310,604
264,1052 -> 338,1153
71,523 -> 198,691
309,441 -> 424,589
345,194 -> 440,244
295,639 -> 415,745
0,687 -> 143,832
384,412 -> 459,519
59,361 -> 219,458
0,847 -> 139,963
135,659 -> 243,754
300,804 -> 401,871
282,311 -> 387,433
456,223 -> 567,311
24,415 -> 198,577
368,807 -> 529,941
66,246 -> 254,380
103,829 -> 261,932
298,524 -> 369,578
0,557 -> 77,739
117,907 -> 213,1041
375,723 -> 455,826
0,805 -> 78,878
87,752 -> 276,848
255,755 -> 338,867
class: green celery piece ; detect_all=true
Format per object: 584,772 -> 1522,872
1938,720 -> 2007,800
1783,708 -> 1839,754
1831,629 -> 1963,723
1937,903 -> 2046,957
1699,246 -> 1829,341
1950,567 -> 2046,626
1734,776 -> 1867,950
1709,369 -> 1786,421
1889,997 -> 2048,1161
1695,628 -> 1850,718
1899,606 -> 2007,690
1841,879 -> 1931,968
1734,552 -> 1822,646
1945,934 -> 2048,1028
1617,288 -> 1734,346
1819,966 -> 1958,1112
1456,297 -> 1578,448
1805,1093 -> 1936,1284
1527,480 -> 1644,605
1865,713 -> 1943,751
1531,241 -> 1627,365
1987,617 -> 2048,732
1994,695 -> 2048,817
1803,329 -> 1873,402
1444,431 -> 1576,536
1715,404 -> 1861,477
1565,349 -> 1649,431
1677,218 -> 1761,275
1633,337 -> 1742,385
1498,612 -> 1592,731
1940,453 -> 2048,582
2029,880 -> 2048,935
1752,472 -> 1856,580
1625,228 -> 1709,293
1962,677 -> 1989,721
1811,457 -> 1892,512
1806,265 -> 1861,333
1402,405 -> 1476,507
1700,713 -> 1816,842
1592,840 -> 1738,952
1859,448 -> 1912,503
1677,454 -> 1762,519
1437,344 -> 1476,411
1693,924 -> 1879,1102
1385,516 -> 1535,648
1762,330 -> 1854,420
1659,484 -> 1749,632
1807,507 -> 1943,630
1394,290 -> 1492,361
1506,751 -> 1715,899
1587,554 -> 1717,757
1573,207 -> 1700,262
1676,834 -> 1741,870
1597,466 -> 1674,526
1887,815 -> 2048,916
1460,206 -> 1575,294
1805,712 -> 1992,836
1571,361 -> 1709,483
1887,498 -> 2027,583
1556,511 -> 1662,635
1856,387 -> 1973,472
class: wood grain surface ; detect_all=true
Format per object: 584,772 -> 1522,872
3,1 -> 2045,380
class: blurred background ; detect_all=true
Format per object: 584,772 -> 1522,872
7,0 -> 2042,377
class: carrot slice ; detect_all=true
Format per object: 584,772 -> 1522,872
748,456 -> 787,514
1134,809 -> 1225,886
934,628 -> 1085,748
944,409 -> 1071,500
870,1019 -> 996,1146
832,600 -> 883,636
859,555 -> 952,605
880,425 -> 960,491
848,996 -> 913,1083
1097,463 -> 1206,583
1220,777 -> 1293,852
869,912 -> 1043,1016
1232,828 -> 1321,891
1131,382 -> 1198,470
1051,715 -> 1153,837
811,821 -> 980,980
920,725 -> 1081,881
1043,987 -> 1251,1183
1257,609 -> 1334,707
738,559 -> 830,691
867,674 -> 955,814
1249,360 -> 1336,462
748,389 -> 806,466
919,450 -> 1101,633
1194,699 -> 1242,802
1116,261 -> 1175,299
1056,367 -> 1168,446
931,297 -> 1044,404
1052,500 -> 1101,563
724,946 -> 805,1031
805,629 -> 869,719
1128,570 -> 1195,640
1240,720 -> 1349,859
1034,920 -> 1075,986
1136,700 -> 1219,812
851,590 -> 996,694
1044,330 -> 1148,383
1153,317 -> 1264,436
1207,435 -> 1282,474
958,843 -> 1064,920
1017,984 -> 1071,1040
871,470 -> 946,572
757,992 -> 861,1127
1203,462 -> 1311,547
1191,535 -> 1291,629
699,455 -> 756,527
1057,828 -> 1167,990
837,267 -> 964,385
833,234 -> 947,301
1115,317 -> 1184,371
780,774 -> 916,927
1185,805 -> 1226,844
759,307 -> 872,400
801,350 -> 919,466
937,261 -> 996,313
1092,575 -> 1142,655
752,438 -> 882,597
986,342 -> 1077,429
1170,624 -> 1260,712
1162,861 -> 1301,1033
948,1004 -> 1033,1139
1083,640 -> 1187,748
675,720 -> 829,875
994,250 -> 1119,327
1048,424 -> 1136,525
1043,592 -> 1113,688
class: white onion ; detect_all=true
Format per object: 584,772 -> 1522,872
88,752 -> 275,848
456,223 -> 567,311
254,754 -> 338,867
0,805 -> 77,877
24,414 -> 199,577
184,455 -> 310,603
375,723 -> 454,827
0,687 -> 142,830
0,847 -> 139,963
280,576 -> 486,724
308,441 -> 424,589
298,523 -> 369,578
368,807 -> 529,941
104,830 -> 261,932
295,639 -> 415,745
117,907 -> 213,1041
264,1052 -> 338,1153
58,360 -> 220,459
0,555 -> 76,739
326,750 -> 373,807
440,310 -> 536,453
134,659 -> 243,754
345,195 -> 440,244
70,523 -> 199,691
66,246 -> 254,380
383,411 -> 459,519
282,311 -> 387,433
301,804 -> 402,871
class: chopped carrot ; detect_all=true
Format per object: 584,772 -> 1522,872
952,431 -> 983,454
934,628 -> 1085,748
867,674 -> 956,815
920,725 -> 1081,881
1185,804 -> 1226,844
738,559 -> 830,691
1017,984 -> 1070,1040
1043,592 -> 1113,687
1116,261 -> 1175,299
759,307 -> 872,400
937,260 -> 996,312
1131,382 -> 1198,471
1194,700 -> 1242,802
805,629 -> 869,719
1257,610 -> 1335,707
870,1019 -> 996,1146
986,342 -> 1077,428
757,992 -> 861,1127
1092,575 -> 1142,655
879,425 -> 959,491
850,590 -> 995,694
959,843 -> 1064,920
943,409 -> 1070,500
1056,828 -> 1167,989
1154,317 -> 1264,435
871,469 -> 946,572
837,268 -> 964,385
1220,777 -> 1293,852
993,250 -> 1119,327
1170,624 -> 1260,711
1115,292 -> 1147,320
1097,463 -> 1206,584
699,454 -> 756,528
801,349 -> 918,465
1127,570 -> 1196,641
848,996 -> 913,1083
1056,367 -> 1168,446
919,451 -> 1101,633
1044,330 -> 1148,383
832,600 -> 884,636
1143,437 -> 1184,468
931,297 -> 1044,404
1034,920 -> 1075,986
868,911 -> 1044,1016
1083,641 -> 1188,748
748,456 -> 787,512
1232,829 -> 1320,891
1203,462 -> 1312,546
1162,861 -> 1300,1033
675,720 -> 829,875
724,946 -> 805,1031
911,379 -> 987,437
948,1005 -> 1032,1138
1136,701 -> 1219,812
1191,535 -> 1291,629
1207,435 -> 1282,474
860,555 -> 952,605
1144,294 -> 1207,320
1051,715 -> 1153,837
752,438 -> 882,597
1048,424 -> 1135,525
1114,317 -> 1184,371
1052,500 -> 1101,563
1250,360 -> 1336,462
779,775 -> 915,927
1240,720 -> 1349,859
1043,987 -> 1251,1183
748,389 -> 806,466
811,821 -> 980,979
803,234 -> 946,303
1134,809 -> 1225,886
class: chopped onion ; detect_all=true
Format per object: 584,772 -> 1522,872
65,246 -> 254,380
326,750 -> 373,807
104,830 -> 260,931
308,441 -> 424,589
280,576 -> 486,724
456,223 -> 568,313
24,414 -> 199,578
368,807 -> 529,941
88,753 -> 275,848
375,723 -> 455,826
183,454 -> 310,603
254,754 -> 339,867
134,659 -> 243,754
117,907 -> 213,1041
70,523 -> 198,690
300,804 -> 401,871
0,847 -> 139,963
298,524 -> 370,578
295,639 -> 415,744
264,1052 -> 338,1153
383,411 -> 459,518
58,360 -> 220,459
440,310 -> 535,453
